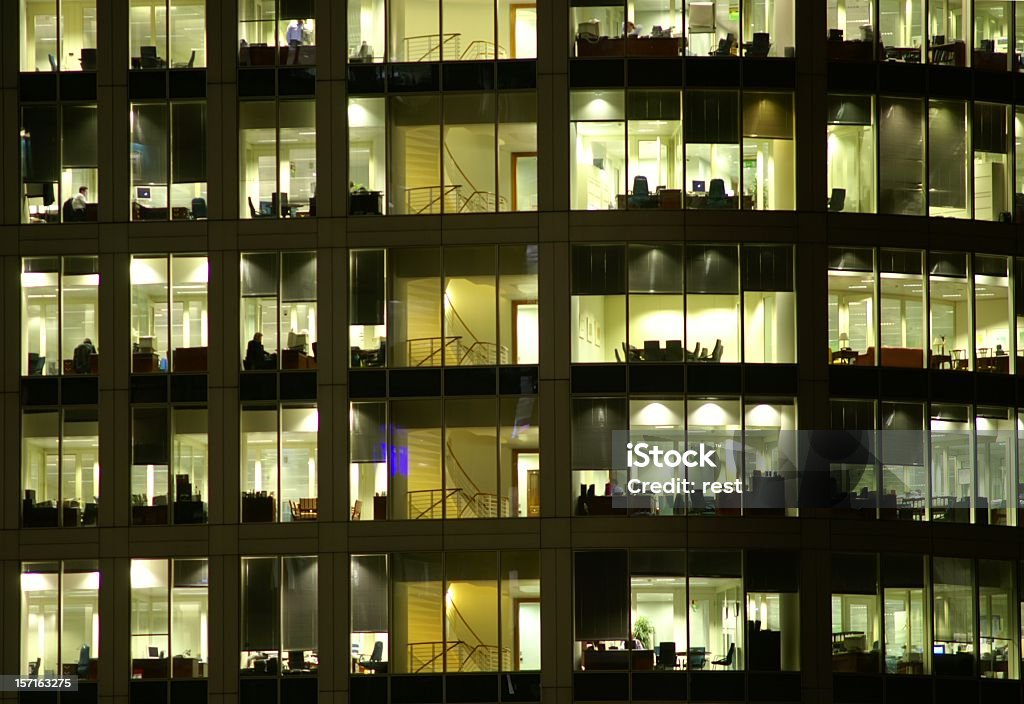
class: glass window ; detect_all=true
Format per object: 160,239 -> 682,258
932,556 -> 974,674
393,553 -> 444,672
831,553 -> 880,672
929,252 -> 972,371
21,560 -> 100,680
442,0 -> 495,60
444,247 -> 497,365
627,244 -> 685,361
828,247 -> 875,364
499,244 -> 539,364
880,0 -> 924,62
240,556 -> 318,674
130,407 -> 208,525
445,552 -> 499,670
351,554 -> 389,672
929,99 -> 970,218
572,245 -> 626,363
19,258 -> 100,374
130,255 -> 209,372
20,0 -> 98,72
974,103 -> 1012,221
829,399 -> 878,516
879,249 -> 925,367
241,405 -> 318,523
743,245 -> 796,363
571,2 -> 626,58
240,251 -> 317,369
239,100 -> 316,218
570,90 -> 625,210
1017,109 -> 1024,212
391,399 -> 443,519
882,554 -> 929,674
745,550 -> 800,671
827,0 -> 876,60
879,401 -> 927,520
390,95 -> 441,214
928,0 -> 966,65
499,93 -> 538,211
388,248 -> 441,366
23,409 -> 99,528
447,399 -> 499,518
1017,3 -> 1024,72
391,0 -> 441,61
628,399 -> 686,516
348,97 -> 386,215
742,0 -> 794,57
688,400 -> 742,516
878,97 -> 925,216
572,398 -> 628,515
976,407 -> 1014,527
350,250 -> 387,366
827,94 -> 875,213
975,1 -> 1011,70
742,92 -> 794,210
685,0 -> 738,56
630,550 -> 687,668
502,551 -> 541,668
625,91 -> 682,210
975,254 -> 1012,371
131,102 -> 208,220
744,402 -> 797,517
574,550 -> 628,667
349,402 -> 387,521
979,559 -> 1017,678
239,0 -> 315,64
500,0 -> 537,58
444,95 -> 497,213
689,551 -> 743,670
686,245 -> 740,362
129,0 -> 206,69
22,104 -> 99,224
930,404 -> 973,522
130,559 -> 210,679
685,91 -> 740,209
348,0 -> 384,62
500,396 -> 540,518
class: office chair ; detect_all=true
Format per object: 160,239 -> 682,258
29,658 -> 41,677
707,179 -> 729,208
48,54 -> 58,71
360,641 -> 388,673
141,45 -> 160,69
712,643 -> 735,669
80,48 -> 97,71
187,49 -> 196,68
689,341 -> 701,361
247,196 -> 268,219
665,339 -> 684,361
709,339 -> 723,362
633,175 -> 649,197
77,645 -> 90,678
657,642 -> 678,669
191,197 -> 207,219
828,188 -> 846,212
688,647 -> 706,670
288,650 -> 305,671
749,32 -> 770,57
614,347 -> 622,363
643,340 -> 661,361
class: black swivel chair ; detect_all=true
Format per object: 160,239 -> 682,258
657,642 -> 678,669
628,175 -> 657,208
665,339 -> 684,361
29,658 -> 41,677
141,45 -> 161,69
706,179 -> 729,208
688,647 -> 707,669
643,340 -> 661,361
360,641 -> 389,673
828,188 -> 846,212
191,197 -> 207,219
748,32 -> 771,57
77,645 -> 90,677
709,339 -> 723,362
80,48 -> 98,71
48,54 -> 58,71
713,643 -> 735,669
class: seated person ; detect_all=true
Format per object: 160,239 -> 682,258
244,332 -> 277,370
73,338 -> 96,373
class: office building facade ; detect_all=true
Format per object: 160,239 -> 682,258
4,2 -> 1024,704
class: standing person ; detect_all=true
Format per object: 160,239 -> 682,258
73,338 -> 96,374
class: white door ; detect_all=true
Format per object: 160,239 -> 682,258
515,303 -> 538,364
512,6 -> 537,59
517,601 -> 541,669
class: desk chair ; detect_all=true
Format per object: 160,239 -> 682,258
688,647 -> 707,670
248,196 -> 271,219
665,339 -> 684,361
288,650 -> 305,671
712,643 -> 735,669
141,46 -> 161,69
643,340 -> 661,361
80,48 -> 97,71
628,175 -> 657,208
28,354 -> 46,376
351,499 -> 362,520
359,641 -> 388,673
689,342 -> 701,361
748,32 -> 770,57
706,179 -> 729,208
709,339 -> 723,362
49,54 -> 58,71
828,188 -> 846,212
657,642 -> 678,669
29,658 -> 41,677
711,33 -> 736,56
77,645 -> 90,678
191,197 -> 207,219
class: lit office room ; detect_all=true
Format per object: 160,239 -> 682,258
130,102 -> 209,220
623,92 -> 682,209
684,91 -> 741,209
973,103 -> 1013,222
21,257 -> 99,377
240,252 -> 318,369
128,0 -> 206,69
238,0 -> 316,64
20,561 -> 100,680
881,554 -> 928,674
240,406 -> 319,523
571,90 -> 626,210
879,0 -> 924,62
130,407 -> 209,526
831,554 -> 881,673
928,253 -> 972,370
928,99 -> 970,218
22,409 -> 99,528
827,94 -> 878,208
931,557 -> 975,675
682,0 -> 739,56
826,0 -> 876,61
21,104 -> 99,223
239,101 -> 316,218
130,255 -> 209,373
741,92 -> 795,211
828,247 -> 876,365
928,404 -> 973,523
20,0 -> 97,71
239,556 -> 319,676
129,558 -> 209,679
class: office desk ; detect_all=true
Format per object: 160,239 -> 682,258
174,500 -> 206,524
281,349 -> 316,369
133,352 -> 160,373
616,189 -> 682,210
582,649 -> 653,670
576,36 -> 624,57
976,354 -> 1009,373
831,652 -> 878,673
831,349 -> 858,364
64,354 -> 99,374
172,657 -> 206,678
131,658 -> 169,679
242,494 -> 275,522
23,501 -> 58,527
972,50 -> 1016,71
827,40 -> 875,62
686,192 -> 753,209
133,504 -> 168,525
884,47 -> 922,62
62,505 -> 82,527
350,191 -> 383,215
625,37 -> 681,57
173,346 -> 208,372
929,41 -> 966,66
62,659 -> 98,679
373,495 -> 388,520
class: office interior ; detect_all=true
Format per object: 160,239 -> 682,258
130,102 -> 209,220
240,556 -> 319,675
22,409 -> 100,528
130,408 -> 209,525
130,559 -> 209,679
20,0 -> 97,72
130,255 -> 209,373
238,0 -> 316,59
21,561 -> 100,679
21,257 -> 100,376
239,101 -> 316,218
128,0 -> 207,69
240,406 -> 319,522
21,104 -> 99,223
240,251 -> 318,368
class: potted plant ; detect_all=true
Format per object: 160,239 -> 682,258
632,616 -> 653,650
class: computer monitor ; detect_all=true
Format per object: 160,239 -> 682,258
692,180 -> 706,193
287,332 -> 308,352
25,182 -> 46,198
137,187 -> 151,199
932,644 -> 945,655
148,646 -> 159,657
